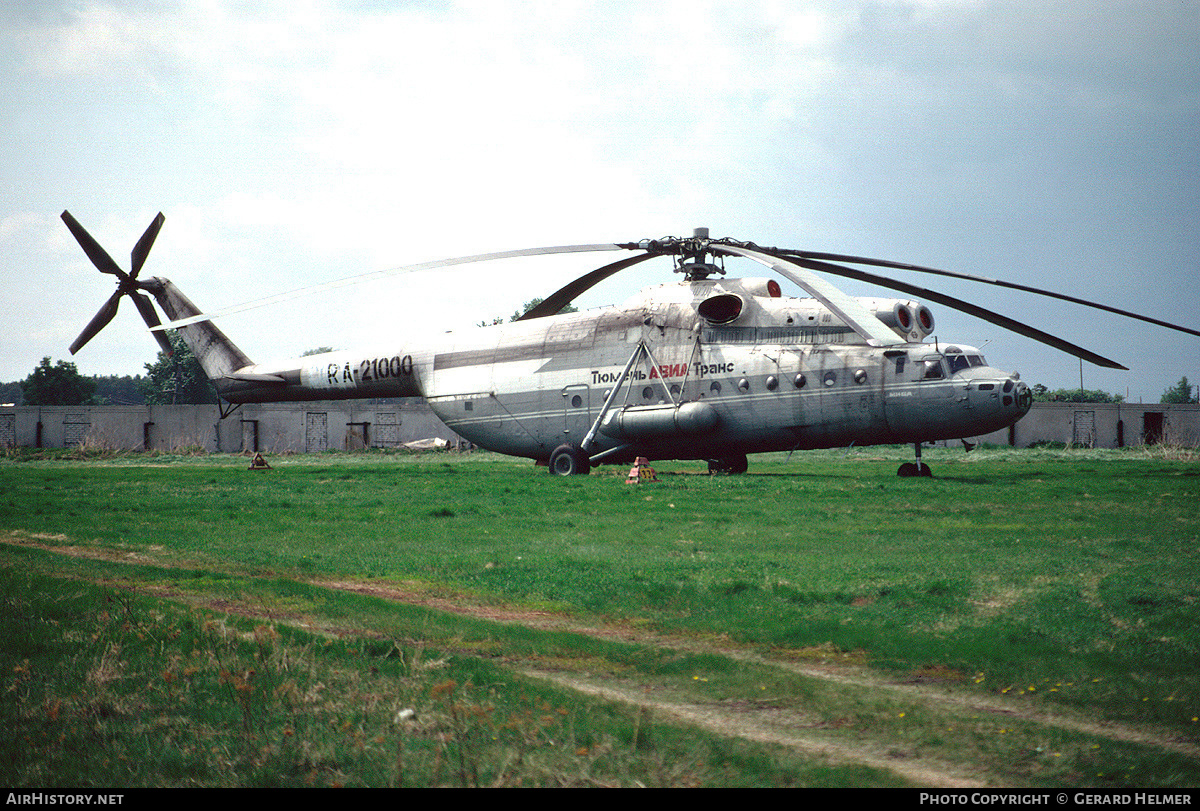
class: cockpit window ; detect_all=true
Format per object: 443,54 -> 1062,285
943,353 -> 987,374
922,358 -> 945,380
946,354 -> 972,374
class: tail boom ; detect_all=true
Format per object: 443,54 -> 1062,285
217,349 -> 425,404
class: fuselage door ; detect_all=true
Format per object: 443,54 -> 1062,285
561,383 -> 592,446
881,349 -> 913,434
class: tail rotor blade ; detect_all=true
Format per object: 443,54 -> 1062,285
61,211 -> 127,279
69,291 -> 123,355
62,211 -> 172,356
132,292 -> 174,356
130,212 -> 165,278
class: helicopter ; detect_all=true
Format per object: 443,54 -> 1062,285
60,213 -> 1200,476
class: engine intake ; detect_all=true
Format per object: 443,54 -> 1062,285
697,293 -> 744,324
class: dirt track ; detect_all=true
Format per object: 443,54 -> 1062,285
323,577 -> 1200,788
9,532 -> 1198,787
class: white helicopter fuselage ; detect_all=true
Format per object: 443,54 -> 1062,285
216,277 -> 1033,466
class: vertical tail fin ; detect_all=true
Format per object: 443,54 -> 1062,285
141,277 -> 254,382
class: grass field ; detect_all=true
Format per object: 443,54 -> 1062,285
1,445 -> 1197,787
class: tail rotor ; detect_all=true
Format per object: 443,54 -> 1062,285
62,211 -> 174,357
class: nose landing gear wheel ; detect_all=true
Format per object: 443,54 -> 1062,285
898,443 -> 933,477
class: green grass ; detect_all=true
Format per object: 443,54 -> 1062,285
0,554 -> 908,788
1,445 -> 1198,786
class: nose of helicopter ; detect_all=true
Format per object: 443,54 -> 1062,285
1002,375 -> 1032,413
966,371 -> 1033,421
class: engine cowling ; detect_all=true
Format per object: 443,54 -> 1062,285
857,298 -> 935,340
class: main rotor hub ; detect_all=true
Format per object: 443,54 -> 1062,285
675,232 -> 723,280
627,228 -> 738,281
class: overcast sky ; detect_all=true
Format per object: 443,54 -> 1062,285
2,0 -> 1197,402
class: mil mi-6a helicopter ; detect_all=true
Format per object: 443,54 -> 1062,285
61,213 -> 1200,477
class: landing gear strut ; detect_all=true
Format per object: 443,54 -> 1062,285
898,443 -> 933,477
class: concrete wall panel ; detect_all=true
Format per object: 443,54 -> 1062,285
2,401 -> 1196,453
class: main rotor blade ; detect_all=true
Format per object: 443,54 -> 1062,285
70,290 -> 123,355
153,242 -> 628,331
785,254 -> 1129,370
778,249 -> 1200,339
61,211 -> 127,279
714,244 -> 905,347
130,212 -> 165,278
516,252 -> 660,320
132,292 -> 174,356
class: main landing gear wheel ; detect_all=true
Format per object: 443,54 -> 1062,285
708,454 -> 748,475
549,444 -> 591,476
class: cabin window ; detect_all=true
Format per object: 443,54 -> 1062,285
823,371 -> 837,387
894,356 -> 906,375
571,395 -> 583,408
710,381 -> 722,395
921,359 -> 945,380
794,373 -> 807,389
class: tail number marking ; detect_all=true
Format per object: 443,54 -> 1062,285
357,355 -> 414,384
315,355 -> 414,389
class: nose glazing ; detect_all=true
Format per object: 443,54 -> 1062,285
966,372 -> 1032,417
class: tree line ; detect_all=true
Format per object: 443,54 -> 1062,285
1030,378 -> 1197,404
6,333 -> 216,406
